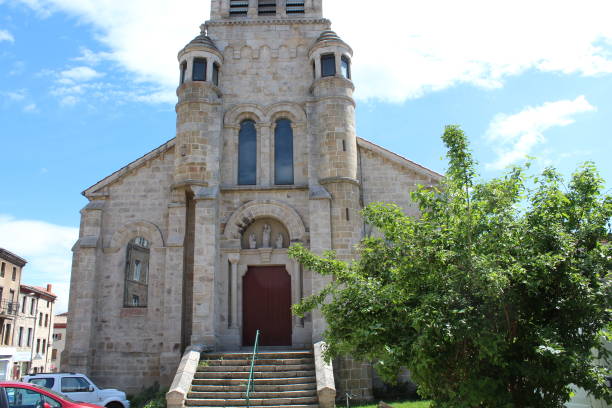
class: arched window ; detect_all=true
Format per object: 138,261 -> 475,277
341,56 -> 351,79
238,120 -> 257,185
124,237 -> 149,308
274,118 -> 294,185
193,58 -> 207,81
321,54 -> 336,77
180,61 -> 187,84
213,63 -> 220,86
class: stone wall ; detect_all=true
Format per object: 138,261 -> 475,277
333,356 -> 374,403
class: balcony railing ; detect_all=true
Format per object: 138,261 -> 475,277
0,300 -> 20,317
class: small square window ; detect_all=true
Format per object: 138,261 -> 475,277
193,58 -> 207,82
341,56 -> 351,79
180,62 -> 187,84
321,54 -> 336,77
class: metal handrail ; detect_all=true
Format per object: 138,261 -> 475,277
245,330 -> 260,408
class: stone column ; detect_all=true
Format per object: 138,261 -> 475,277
227,253 -> 240,329
160,192 -> 187,386
258,122 -> 272,186
190,185 -> 220,347
62,200 -> 104,374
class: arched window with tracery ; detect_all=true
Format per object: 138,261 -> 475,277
124,237 -> 149,308
238,119 -> 257,185
274,118 -> 294,185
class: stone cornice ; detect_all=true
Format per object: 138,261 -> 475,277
357,137 -> 444,181
220,184 -> 308,192
82,139 -> 176,198
206,18 -> 330,27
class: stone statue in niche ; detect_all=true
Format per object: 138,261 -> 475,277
275,233 -> 284,249
248,232 -> 257,249
262,224 -> 271,248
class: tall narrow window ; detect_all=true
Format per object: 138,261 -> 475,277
229,0 -> 248,15
0,262 -> 4,277
274,119 -> 294,185
193,58 -> 207,82
286,0 -> 305,14
321,54 -> 336,77
180,61 -> 187,84
341,56 -> 351,79
258,0 -> 276,15
238,120 -> 257,185
212,63 -> 220,86
124,237 -> 150,308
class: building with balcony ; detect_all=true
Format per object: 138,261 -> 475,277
0,248 -> 26,380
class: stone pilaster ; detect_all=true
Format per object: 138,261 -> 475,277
63,200 -> 104,374
308,186 -> 332,342
190,185 -> 220,346
160,191 -> 188,386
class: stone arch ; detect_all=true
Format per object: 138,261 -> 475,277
258,45 -> 272,61
224,104 -> 266,127
106,220 -> 165,253
240,45 -> 253,60
266,102 -> 307,124
224,200 -> 306,243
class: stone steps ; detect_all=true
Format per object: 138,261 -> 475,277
188,390 -> 316,399
187,350 -> 318,408
201,358 -> 314,366
192,377 -> 316,386
197,364 -> 315,372
191,383 -> 316,392
195,370 -> 315,379
185,396 -> 318,407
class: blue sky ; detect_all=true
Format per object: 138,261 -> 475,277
1,0 -> 611,312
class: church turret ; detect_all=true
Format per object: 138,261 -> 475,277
174,26 -> 223,185
309,30 -> 360,260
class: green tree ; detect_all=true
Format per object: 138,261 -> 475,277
289,125 -> 611,408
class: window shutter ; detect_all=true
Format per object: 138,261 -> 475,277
230,0 -> 248,15
258,0 -> 276,15
286,0 -> 304,14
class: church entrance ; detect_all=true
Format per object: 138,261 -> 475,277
242,266 -> 292,347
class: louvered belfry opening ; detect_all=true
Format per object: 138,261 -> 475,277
286,0 -> 305,14
229,0 -> 248,15
258,0 -> 277,15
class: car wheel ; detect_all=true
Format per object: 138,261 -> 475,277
106,402 -> 124,408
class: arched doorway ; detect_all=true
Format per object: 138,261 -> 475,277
242,266 -> 292,346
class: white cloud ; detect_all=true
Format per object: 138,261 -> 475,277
23,102 -> 38,112
57,66 -> 104,84
12,0 -> 612,102
485,96 -> 597,170
0,215 -> 79,314
0,29 -> 15,43
3,89 -> 26,101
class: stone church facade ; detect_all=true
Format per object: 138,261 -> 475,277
62,0 -> 441,398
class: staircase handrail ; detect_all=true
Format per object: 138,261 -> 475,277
245,329 -> 260,408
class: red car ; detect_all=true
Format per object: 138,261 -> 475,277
0,382 -> 103,408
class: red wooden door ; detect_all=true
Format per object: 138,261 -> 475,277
243,266 -> 292,346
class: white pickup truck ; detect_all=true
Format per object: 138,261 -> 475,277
22,373 -> 130,408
